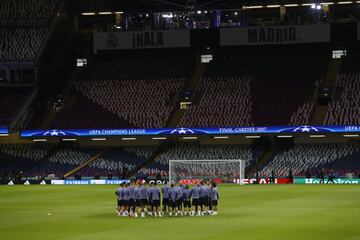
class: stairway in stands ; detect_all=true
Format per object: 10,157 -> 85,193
166,62 -> 207,128
311,58 -> 342,125
64,148 -> 109,178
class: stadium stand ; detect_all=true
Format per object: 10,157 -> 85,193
24,146 -> 156,178
77,147 -> 155,177
0,87 -> 32,125
51,55 -> 194,128
0,0 -> 58,62
259,144 -> 360,177
179,76 -> 252,127
0,144 -> 51,174
180,55 -> 327,127
26,148 -> 96,178
324,73 -> 360,125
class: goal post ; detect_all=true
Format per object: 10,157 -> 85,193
169,159 -> 246,185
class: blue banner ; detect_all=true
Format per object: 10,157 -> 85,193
0,126 -> 9,136
20,125 -> 360,138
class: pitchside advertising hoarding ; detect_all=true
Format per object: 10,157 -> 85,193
93,29 -> 190,52
239,178 -> 360,184
0,126 -> 9,136
50,179 -> 130,185
295,178 -> 360,184
20,125 -> 360,138
220,24 -> 330,46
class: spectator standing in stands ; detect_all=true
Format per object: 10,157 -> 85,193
270,170 -> 275,184
288,169 -> 294,184
306,168 -> 312,179
327,170 -> 335,184
319,169 -> 325,184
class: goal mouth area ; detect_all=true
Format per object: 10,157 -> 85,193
168,159 -> 247,185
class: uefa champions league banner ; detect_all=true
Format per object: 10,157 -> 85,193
0,126 -> 9,136
20,125 -> 360,138
51,179 -> 130,185
94,29 -> 190,52
220,24 -> 330,46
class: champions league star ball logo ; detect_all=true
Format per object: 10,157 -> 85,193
43,130 -> 66,136
170,128 -> 195,134
292,126 -> 319,132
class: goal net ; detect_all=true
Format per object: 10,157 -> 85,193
169,159 -> 246,185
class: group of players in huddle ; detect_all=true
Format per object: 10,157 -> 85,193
115,180 -> 220,218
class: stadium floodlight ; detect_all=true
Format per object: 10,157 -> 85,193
33,139 -> 47,142
169,159 -> 247,185
213,136 -> 229,139
267,4 -> 280,8
0,134 -> 9,137
309,135 -> 326,138
320,2 -> 335,5
343,134 -> 359,138
121,137 -> 136,141
62,138 -> 77,141
91,138 -> 107,141
152,137 -> 167,140
277,135 -> 293,138
245,135 -> 261,139
114,11 -> 124,14
302,3 -> 315,6
284,4 -> 299,7
81,12 -> 96,15
98,12 -> 113,15
338,1 -> 353,4
243,5 -> 263,9
182,136 -> 198,140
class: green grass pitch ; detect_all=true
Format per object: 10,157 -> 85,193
0,184 -> 359,240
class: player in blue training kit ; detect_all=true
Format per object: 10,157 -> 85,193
182,185 -> 192,216
168,183 -> 178,216
210,182 -> 220,215
205,181 -> 212,214
190,183 -> 201,216
150,182 -> 161,217
161,184 -> 170,216
146,183 -> 153,216
115,183 -> 124,216
175,184 -> 183,215
127,181 -> 136,217
136,183 -> 148,218
133,182 -> 142,218
121,183 -> 130,217
199,181 -> 207,215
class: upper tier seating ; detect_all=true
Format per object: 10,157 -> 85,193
324,73 -> 360,125
52,55 -> 193,128
180,76 -> 252,127
0,0 -> 58,62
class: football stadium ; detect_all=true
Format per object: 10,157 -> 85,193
0,0 -> 360,239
